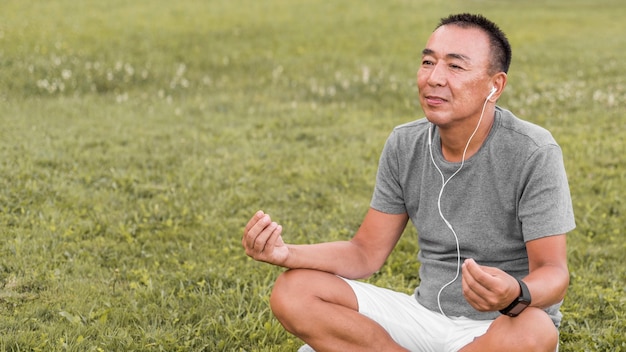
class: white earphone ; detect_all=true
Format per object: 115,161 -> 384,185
487,86 -> 497,100
430,84 -> 497,318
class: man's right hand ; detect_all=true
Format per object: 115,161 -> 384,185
242,210 -> 289,266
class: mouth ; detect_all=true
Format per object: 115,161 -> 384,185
424,95 -> 448,106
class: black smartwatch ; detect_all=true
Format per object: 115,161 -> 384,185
499,278 -> 532,317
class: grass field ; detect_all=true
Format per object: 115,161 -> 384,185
0,0 -> 624,351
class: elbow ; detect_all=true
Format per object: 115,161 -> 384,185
359,266 -> 382,280
529,263 -> 570,309
344,261 -> 384,280
544,264 -> 570,306
558,267 -> 570,301
347,241 -> 387,280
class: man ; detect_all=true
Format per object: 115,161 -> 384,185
242,13 -> 575,352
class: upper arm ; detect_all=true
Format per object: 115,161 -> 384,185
526,234 -> 567,273
525,234 -> 569,305
350,207 -> 409,276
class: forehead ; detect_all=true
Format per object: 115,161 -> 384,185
423,25 -> 491,63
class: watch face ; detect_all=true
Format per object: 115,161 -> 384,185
508,301 -> 530,316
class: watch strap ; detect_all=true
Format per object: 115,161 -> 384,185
499,278 -> 532,317
518,278 -> 531,301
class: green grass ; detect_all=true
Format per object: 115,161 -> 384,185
0,0 -> 624,350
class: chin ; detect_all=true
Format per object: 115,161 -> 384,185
423,111 -> 449,125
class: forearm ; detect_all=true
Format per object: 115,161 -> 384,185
521,234 -> 570,309
524,264 -> 569,309
282,240 -> 379,280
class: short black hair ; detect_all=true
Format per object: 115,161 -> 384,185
437,13 -> 512,74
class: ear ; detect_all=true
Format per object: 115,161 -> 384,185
489,72 -> 507,102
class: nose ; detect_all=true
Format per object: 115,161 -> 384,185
425,62 -> 446,87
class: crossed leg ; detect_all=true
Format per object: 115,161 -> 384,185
461,307 -> 559,352
270,269 -> 559,352
270,269 -> 409,352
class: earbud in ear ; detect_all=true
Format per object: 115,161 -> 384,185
487,86 -> 497,100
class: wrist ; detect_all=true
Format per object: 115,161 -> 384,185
499,278 -> 532,317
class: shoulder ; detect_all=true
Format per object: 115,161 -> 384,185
495,107 -> 558,149
387,118 -> 430,143
392,117 -> 430,134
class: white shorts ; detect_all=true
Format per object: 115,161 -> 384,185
341,278 -> 492,352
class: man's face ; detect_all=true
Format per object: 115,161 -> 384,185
417,25 -> 494,127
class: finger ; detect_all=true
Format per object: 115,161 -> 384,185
244,214 -> 272,250
461,259 -> 482,293
462,262 -> 486,307
253,221 -> 279,253
242,211 -> 265,248
244,210 -> 265,234
463,259 -> 518,311
263,224 -> 283,254
463,258 -> 498,289
462,277 -> 491,311
462,259 -> 501,310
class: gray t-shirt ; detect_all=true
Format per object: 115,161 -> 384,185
371,107 -> 576,326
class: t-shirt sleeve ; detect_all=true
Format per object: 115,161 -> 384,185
518,144 -> 576,241
370,130 -> 408,214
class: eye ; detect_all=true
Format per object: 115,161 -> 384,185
449,64 -> 464,70
421,59 -> 434,66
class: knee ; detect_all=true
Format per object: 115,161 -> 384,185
269,269 -> 314,327
489,308 -> 558,352
522,308 -> 559,351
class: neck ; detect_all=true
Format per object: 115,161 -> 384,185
438,108 -> 496,162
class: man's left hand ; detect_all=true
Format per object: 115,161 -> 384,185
461,258 -> 520,312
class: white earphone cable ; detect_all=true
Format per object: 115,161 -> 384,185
429,94 -> 492,318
